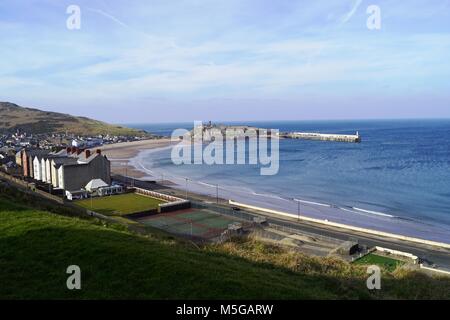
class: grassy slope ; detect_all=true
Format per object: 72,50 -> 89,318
76,193 -> 164,215
0,102 -> 147,136
0,195 -> 449,300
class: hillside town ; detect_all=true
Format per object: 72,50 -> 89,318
0,129 -> 151,150
0,130 -> 153,178
0,130 -> 154,200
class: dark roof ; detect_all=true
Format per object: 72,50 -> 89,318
52,158 -> 78,167
68,152 -> 106,164
75,152 -> 101,163
53,149 -> 69,156
23,148 -> 107,168
25,149 -> 50,158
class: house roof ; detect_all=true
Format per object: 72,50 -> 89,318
44,155 -> 63,162
25,148 -> 107,169
52,157 -> 78,167
26,149 -> 50,158
66,152 -> 105,165
52,149 -> 69,157
5,161 -> 17,167
74,152 -> 99,163
85,179 -> 108,191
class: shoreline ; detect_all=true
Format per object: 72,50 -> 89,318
101,140 -> 450,246
99,138 -> 172,179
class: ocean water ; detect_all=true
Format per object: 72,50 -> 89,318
128,120 -> 450,242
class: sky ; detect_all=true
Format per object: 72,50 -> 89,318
1,0 -> 450,123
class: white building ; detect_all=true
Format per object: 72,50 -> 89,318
71,139 -> 86,148
85,178 -> 109,192
65,190 -> 88,201
40,157 -> 47,182
33,156 -> 42,181
26,147 -> 111,198
45,158 -> 53,183
85,179 -> 123,197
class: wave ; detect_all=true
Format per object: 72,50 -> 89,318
295,199 -> 331,208
339,206 -> 395,219
250,191 -> 291,202
196,181 -> 218,188
352,207 -> 395,218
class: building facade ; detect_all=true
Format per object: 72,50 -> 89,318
21,147 -> 111,193
59,150 -> 111,191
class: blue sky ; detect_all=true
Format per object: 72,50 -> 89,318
1,0 -> 450,123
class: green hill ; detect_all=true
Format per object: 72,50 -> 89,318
0,102 -> 148,136
0,190 -> 449,299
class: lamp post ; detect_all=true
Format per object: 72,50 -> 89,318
216,184 -> 219,204
185,177 -> 189,200
90,175 -> 94,209
291,198 -> 301,221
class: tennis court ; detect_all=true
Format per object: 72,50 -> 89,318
136,208 -> 244,239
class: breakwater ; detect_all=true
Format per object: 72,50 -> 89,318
280,131 -> 361,143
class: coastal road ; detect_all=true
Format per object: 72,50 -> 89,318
264,213 -> 450,269
200,201 -> 450,270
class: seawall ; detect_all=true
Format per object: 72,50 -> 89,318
229,200 -> 450,250
281,132 -> 361,143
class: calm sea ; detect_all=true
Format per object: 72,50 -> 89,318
128,120 -> 450,240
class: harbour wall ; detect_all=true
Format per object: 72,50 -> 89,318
281,132 -> 361,143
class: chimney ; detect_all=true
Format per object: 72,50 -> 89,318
96,149 -> 102,155
85,150 -> 91,158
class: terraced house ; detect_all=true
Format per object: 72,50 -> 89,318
18,147 -> 110,194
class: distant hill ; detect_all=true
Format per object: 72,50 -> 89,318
0,102 -> 148,136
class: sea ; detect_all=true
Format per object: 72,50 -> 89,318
127,120 -> 450,243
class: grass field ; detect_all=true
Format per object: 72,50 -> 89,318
354,253 -> 405,272
1,191 -> 450,299
76,193 -> 164,215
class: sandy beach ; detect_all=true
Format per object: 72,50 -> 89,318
98,138 -> 172,179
